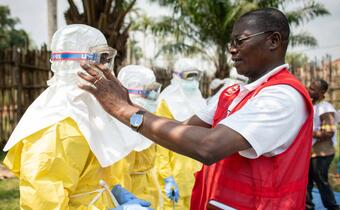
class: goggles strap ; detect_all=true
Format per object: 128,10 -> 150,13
51,52 -> 97,62
174,72 -> 182,78
128,89 -> 144,96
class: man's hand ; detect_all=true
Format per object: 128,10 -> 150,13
78,63 -> 135,118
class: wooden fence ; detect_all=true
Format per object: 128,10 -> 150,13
0,46 -> 51,146
293,56 -> 340,109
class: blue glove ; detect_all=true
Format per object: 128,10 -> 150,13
110,199 -> 154,210
164,176 -> 179,202
111,184 -> 151,207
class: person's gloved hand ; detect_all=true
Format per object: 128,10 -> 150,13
164,176 -> 179,202
110,199 -> 153,210
111,184 -> 151,207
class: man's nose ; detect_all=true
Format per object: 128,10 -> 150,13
229,46 -> 238,54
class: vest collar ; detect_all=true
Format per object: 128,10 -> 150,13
241,64 -> 289,92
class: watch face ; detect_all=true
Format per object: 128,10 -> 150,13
130,113 -> 143,127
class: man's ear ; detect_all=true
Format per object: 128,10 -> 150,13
268,32 -> 282,51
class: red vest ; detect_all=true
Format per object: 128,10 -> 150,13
190,69 -> 313,210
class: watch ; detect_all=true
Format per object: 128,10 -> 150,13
130,110 -> 146,132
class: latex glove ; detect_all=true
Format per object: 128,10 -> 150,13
110,200 -> 154,210
111,184 -> 151,207
164,176 -> 179,202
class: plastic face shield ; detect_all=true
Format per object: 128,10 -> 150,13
174,70 -> 202,81
128,82 -> 162,100
50,45 -> 117,71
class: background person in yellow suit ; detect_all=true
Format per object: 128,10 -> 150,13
117,65 -> 163,210
3,24 -> 152,210
155,58 -> 207,209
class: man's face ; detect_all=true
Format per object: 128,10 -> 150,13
308,81 -> 323,101
229,20 -> 271,78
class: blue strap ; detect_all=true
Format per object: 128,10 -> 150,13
128,89 -> 145,95
51,53 -> 97,61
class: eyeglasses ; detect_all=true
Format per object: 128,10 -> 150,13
227,31 -> 273,52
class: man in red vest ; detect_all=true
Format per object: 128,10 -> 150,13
77,8 -> 313,210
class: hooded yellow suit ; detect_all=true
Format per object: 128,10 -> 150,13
155,100 -> 202,210
129,144 -> 162,210
4,117 -> 132,210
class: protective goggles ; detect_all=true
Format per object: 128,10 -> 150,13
128,82 -> 162,100
50,45 -> 117,70
174,70 -> 202,81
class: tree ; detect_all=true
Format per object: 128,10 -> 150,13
0,6 -> 30,50
143,0 -> 255,78
47,0 -> 58,50
286,52 -> 309,74
145,0 -> 329,78
250,0 -> 329,47
64,0 -> 137,74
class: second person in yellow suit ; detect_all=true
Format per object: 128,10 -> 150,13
155,58 -> 207,209
118,65 -> 163,210
3,24 -> 152,210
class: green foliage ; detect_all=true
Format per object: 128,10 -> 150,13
143,0 -> 329,78
286,52 -> 309,68
0,179 -> 19,210
144,0 -> 256,78
0,6 -> 29,50
254,0 -> 330,47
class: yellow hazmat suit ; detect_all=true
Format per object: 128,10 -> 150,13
116,64 -> 163,210
4,117 -> 132,210
129,144 -> 163,210
155,100 -> 202,210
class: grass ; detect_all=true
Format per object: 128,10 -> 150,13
0,178 -> 19,210
0,150 -> 19,210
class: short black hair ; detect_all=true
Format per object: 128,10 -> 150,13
238,8 -> 290,49
317,79 -> 329,93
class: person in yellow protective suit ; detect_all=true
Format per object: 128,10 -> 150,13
117,65 -> 163,210
3,24 -> 151,210
155,58 -> 207,209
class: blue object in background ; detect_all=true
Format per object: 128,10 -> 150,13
312,188 -> 340,209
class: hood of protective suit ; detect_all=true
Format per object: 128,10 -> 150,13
158,59 -> 206,121
4,24 -> 149,167
230,67 -> 248,83
117,65 -> 159,150
209,78 -> 224,90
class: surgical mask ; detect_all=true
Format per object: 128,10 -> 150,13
181,79 -> 199,93
50,45 -> 117,71
143,99 -> 157,112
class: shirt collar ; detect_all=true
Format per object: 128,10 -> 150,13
240,64 -> 289,92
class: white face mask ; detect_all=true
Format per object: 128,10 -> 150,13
143,99 -> 157,113
181,79 -> 200,94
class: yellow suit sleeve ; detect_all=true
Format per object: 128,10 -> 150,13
154,100 -> 174,180
3,118 -> 103,210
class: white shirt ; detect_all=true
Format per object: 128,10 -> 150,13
313,101 -> 337,145
197,64 -> 308,158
